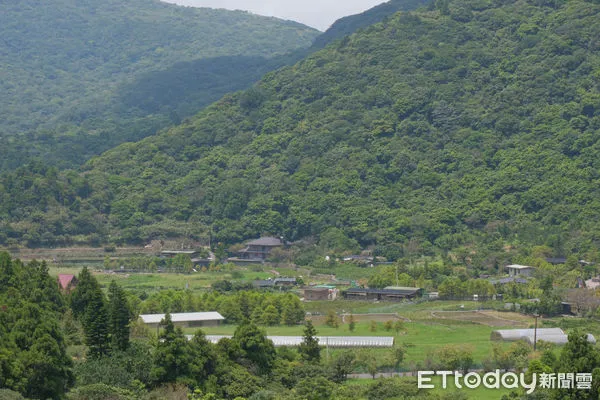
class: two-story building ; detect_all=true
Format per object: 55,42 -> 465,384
238,237 -> 284,260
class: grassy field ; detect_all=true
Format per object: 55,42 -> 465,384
184,305 -> 524,367
48,266 -> 273,293
189,321 -> 509,367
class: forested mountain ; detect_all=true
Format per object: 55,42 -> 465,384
2,0 -> 600,263
0,0 -> 318,170
311,0 -> 430,49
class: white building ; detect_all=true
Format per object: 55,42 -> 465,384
506,264 -> 535,277
139,311 -> 225,329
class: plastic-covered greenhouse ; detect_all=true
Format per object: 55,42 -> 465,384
491,328 -> 596,345
189,335 -> 395,347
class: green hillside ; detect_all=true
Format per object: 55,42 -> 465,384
2,0 -> 600,263
0,0 -> 318,169
311,0 -> 430,49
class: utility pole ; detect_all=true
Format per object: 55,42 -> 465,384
533,313 -> 539,351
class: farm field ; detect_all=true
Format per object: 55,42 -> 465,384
181,301 -> 542,368
6,246 -> 153,262
188,319 -> 512,367
49,263 -> 600,373
48,266 -> 273,293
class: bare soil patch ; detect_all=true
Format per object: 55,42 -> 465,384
430,310 -> 530,327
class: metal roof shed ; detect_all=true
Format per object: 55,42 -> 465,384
140,312 -> 225,328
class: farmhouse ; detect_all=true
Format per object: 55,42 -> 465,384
238,237 -> 284,260
57,274 -> 78,292
139,311 -> 225,329
505,264 -> 535,277
342,286 -> 423,301
252,277 -> 298,289
253,279 -> 276,289
303,285 -> 338,301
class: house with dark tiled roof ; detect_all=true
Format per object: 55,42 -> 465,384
252,277 -> 297,289
343,286 -> 423,301
238,237 -> 284,260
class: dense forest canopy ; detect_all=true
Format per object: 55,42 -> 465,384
1,0 -> 600,263
310,0 -> 430,49
0,0 -> 318,170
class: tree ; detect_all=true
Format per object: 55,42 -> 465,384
383,320 -> 394,331
330,351 -> 355,383
187,331 -> 218,386
298,320 -> 320,364
280,294 -> 305,326
294,376 -> 335,400
348,313 -> 356,332
438,276 -> 466,299
325,310 -> 339,328
70,267 -> 101,319
393,320 -> 404,335
357,350 -> 378,379
555,330 -> 600,399
232,322 -> 276,374
260,305 -> 280,326
0,254 -> 74,398
370,320 -> 378,332
392,346 -> 406,371
21,328 -> 75,400
108,280 -> 130,351
150,313 -> 193,386
62,309 -> 83,346
83,285 -> 110,358
437,345 -> 473,374
559,329 -> 600,373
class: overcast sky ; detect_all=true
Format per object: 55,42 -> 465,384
161,0 -> 388,31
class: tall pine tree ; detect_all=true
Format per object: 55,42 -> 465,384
70,267 -> 99,318
298,319 -> 320,364
108,280 -> 130,352
150,313 -> 194,386
83,285 -> 109,358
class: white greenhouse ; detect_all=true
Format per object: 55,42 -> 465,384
187,335 -> 394,348
491,328 -> 596,345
